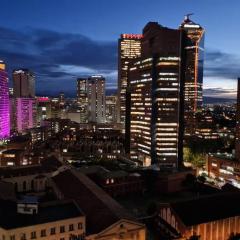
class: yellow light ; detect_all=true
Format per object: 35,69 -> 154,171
0,63 -> 5,70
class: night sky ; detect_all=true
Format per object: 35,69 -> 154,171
0,0 -> 239,98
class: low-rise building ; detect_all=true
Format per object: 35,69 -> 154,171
0,199 -> 85,240
156,193 -> 240,240
51,169 -> 146,240
79,166 -> 144,197
207,153 -> 240,187
0,149 -> 25,167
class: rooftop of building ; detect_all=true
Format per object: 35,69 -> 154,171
97,170 -> 129,179
0,156 -> 62,178
78,165 -> 109,175
51,169 -> 135,234
1,149 -> 24,155
209,152 -> 235,161
13,69 -> 34,74
180,14 -> 202,28
0,181 -> 16,201
0,200 -> 83,230
165,192 -> 240,226
9,135 -> 30,143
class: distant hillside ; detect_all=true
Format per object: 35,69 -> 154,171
203,96 -> 236,105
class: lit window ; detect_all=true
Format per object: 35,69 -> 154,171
60,226 -> 65,233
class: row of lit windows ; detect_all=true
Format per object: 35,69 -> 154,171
5,223 -> 83,240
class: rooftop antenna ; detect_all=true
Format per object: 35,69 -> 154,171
185,13 -> 194,21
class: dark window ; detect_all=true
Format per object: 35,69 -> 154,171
20,234 -> 26,240
78,223 -> 83,230
10,235 -> 15,240
60,226 -> 65,233
23,181 -> 26,191
31,179 -> 34,190
31,232 -> 36,239
69,224 -> 74,231
40,230 -> 46,237
14,183 -> 18,192
50,227 -> 56,235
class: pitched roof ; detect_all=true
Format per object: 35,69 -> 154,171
169,193 -> 240,226
0,200 -> 82,230
52,169 -> 134,234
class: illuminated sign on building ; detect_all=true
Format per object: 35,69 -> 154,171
121,34 -> 143,39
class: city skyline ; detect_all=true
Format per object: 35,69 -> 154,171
0,0 -> 239,98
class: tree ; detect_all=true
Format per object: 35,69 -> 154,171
197,175 -> 206,184
183,147 -> 205,168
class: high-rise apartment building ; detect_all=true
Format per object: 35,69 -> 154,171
88,75 -> 106,123
59,92 -> 65,107
12,69 -> 36,132
0,60 -> 10,139
36,97 -> 51,126
77,78 -> 88,123
77,78 -> 88,103
13,69 -> 35,98
127,22 -> 184,168
106,95 -> 117,123
235,78 -> 240,160
118,34 -> 142,126
180,15 -> 205,135
14,98 -> 37,133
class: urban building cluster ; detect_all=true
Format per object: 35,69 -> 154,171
0,15 -> 239,240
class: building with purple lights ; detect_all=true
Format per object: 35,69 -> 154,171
0,60 -> 10,139
13,98 -> 37,133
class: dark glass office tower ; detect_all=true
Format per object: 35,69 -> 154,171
180,15 -> 205,136
13,69 -> 35,98
128,22 -> 184,168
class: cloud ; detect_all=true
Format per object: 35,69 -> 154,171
203,87 -> 237,99
0,27 -> 117,96
1,25 -> 239,98
204,49 -> 240,80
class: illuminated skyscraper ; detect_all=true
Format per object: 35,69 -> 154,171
77,78 -> 88,103
13,69 -> 35,98
180,14 -> 205,135
127,22 -> 184,168
88,75 -> 106,123
0,60 -> 10,139
36,97 -> 51,126
106,95 -> 117,123
235,78 -> 240,160
77,78 -> 88,123
118,34 -> 142,126
12,69 -> 36,132
59,92 -> 65,107
14,98 -> 37,133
